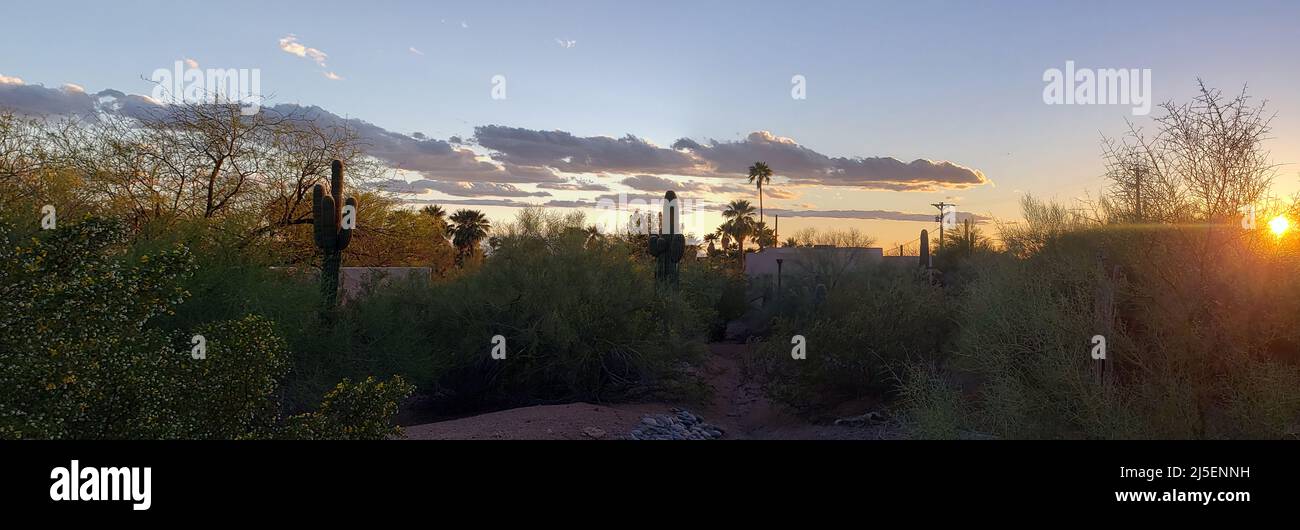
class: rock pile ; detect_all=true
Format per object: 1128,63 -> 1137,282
629,408 -> 724,440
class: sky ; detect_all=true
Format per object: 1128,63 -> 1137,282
2,0 -> 1299,247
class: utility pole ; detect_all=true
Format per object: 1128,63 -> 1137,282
932,202 -> 956,252
774,215 -> 779,248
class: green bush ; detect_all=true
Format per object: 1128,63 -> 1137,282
0,217 -> 411,439
897,361 -> 966,439
284,376 -> 416,440
680,259 -> 747,341
905,226 -> 1300,439
319,209 -> 710,412
749,264 -> 950,412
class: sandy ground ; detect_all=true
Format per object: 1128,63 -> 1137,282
401,342 -> 904,440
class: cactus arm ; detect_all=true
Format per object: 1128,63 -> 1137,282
312,184 -> 330,250
330,159 -> 345,223
315,193 -> 338,251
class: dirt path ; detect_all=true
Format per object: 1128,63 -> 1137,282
401,342 -> 903,440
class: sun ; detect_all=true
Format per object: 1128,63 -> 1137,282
1269,215 -> 1289,237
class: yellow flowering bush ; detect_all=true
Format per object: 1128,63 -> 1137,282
0,217 -> 411,439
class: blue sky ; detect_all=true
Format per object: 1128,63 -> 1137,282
3,0 -> 1298,245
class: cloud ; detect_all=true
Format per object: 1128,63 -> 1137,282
91,89 -> 168,120
618,174 -> 797,200
260,105 -> 563,184
322,71 -> 343,81
555,38 -> 577,48
278,34 -> 329,67
767,208 -> 990,223
620,174 -> 697,192
0,80 -> 209,122
764,187 -> 799,199
184,58 -> 199,69
377,179 -> 551,198
474,126 -> 986,192
0,74 -> 23,85
404,197 -> 530,208
0,80 -> 987,212
474,125 -> 701,175
537,180 -> 610,191
408,47 -> 424,56
0,81 -> 97,117
673,131 -> 989,191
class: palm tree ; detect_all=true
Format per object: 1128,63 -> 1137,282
752,221 -> 776,248
420,204 -> 450,242
713,227 -> 732,251
725,219 -> 750,253
448,209 -> 491,262
582,224 -> 603,248
420,204 -> 447,224
722,199 -> 757,223
703,232 -> 719,255
721,199 -> 757,253
747,162 -> 773,247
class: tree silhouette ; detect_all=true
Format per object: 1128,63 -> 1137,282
720,199 -> 757,261
748,162 -> 773,247
448,209 -> 491,264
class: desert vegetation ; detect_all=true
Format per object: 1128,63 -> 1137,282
744,82 -> 1300,439
0,103 -> 728,437
2,79 -> 1297,440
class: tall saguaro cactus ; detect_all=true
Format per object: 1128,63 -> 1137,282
313,159 -> 357,307
919,229 -> 931,270
648,190 -> 686,286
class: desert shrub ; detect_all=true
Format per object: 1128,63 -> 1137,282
424,215 -> 708,406
147,227 -> 322,336
934,247 -> 1133,438
0,217 -> 411,439
916,225 -> 1300,439
680,259 -> 748,340
897,361 -> 966,439
327,208 -> 710,412
283,376 -> 416,440
749,263 -> 950,412
280,272 -> 435,410
137,221 -> 333,411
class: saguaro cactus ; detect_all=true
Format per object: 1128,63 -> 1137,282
919,229 -> 930,269
313,159 -> 357,306
648,190 -> 686,285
